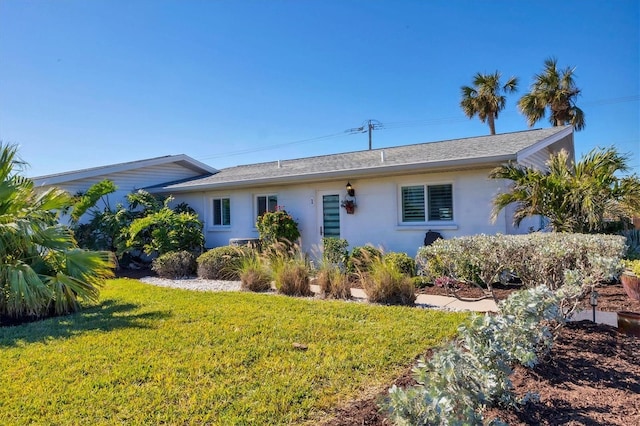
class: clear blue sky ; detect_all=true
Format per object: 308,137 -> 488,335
1,0 -> 638,178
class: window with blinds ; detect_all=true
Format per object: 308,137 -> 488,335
212,198 -> 231,226
428,185 -> 453,221
401,185 -> 426,222
401,184 -> 453,223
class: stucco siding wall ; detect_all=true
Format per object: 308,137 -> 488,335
180,167 -> 511,257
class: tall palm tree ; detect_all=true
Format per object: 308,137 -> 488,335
490,147 -> 640,233
460,71 -> 518,135
0,143 -> 115,319
518,57 -> 586,131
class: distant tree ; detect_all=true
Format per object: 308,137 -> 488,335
490,147 -> 640,233
0,143 -> 114,319
518,57 -> 585,131
460,71 -> 518,135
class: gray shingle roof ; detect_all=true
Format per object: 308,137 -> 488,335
158,126 -> 571,192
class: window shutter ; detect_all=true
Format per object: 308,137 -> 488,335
428,185 -> 453,221
402,186 -> 426,222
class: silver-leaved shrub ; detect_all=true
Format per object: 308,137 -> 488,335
384,256 -> 618,425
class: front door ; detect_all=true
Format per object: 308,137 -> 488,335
318,192 -> 341,239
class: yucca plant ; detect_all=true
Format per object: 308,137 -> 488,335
0,144 -> 115,319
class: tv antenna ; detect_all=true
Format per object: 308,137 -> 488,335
345,119 -> 383,150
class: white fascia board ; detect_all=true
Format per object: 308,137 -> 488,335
515,126 -> 573,163
33,155 -> 217,186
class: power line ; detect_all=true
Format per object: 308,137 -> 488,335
195,95 -> 638,162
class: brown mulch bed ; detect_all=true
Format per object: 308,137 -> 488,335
418,281 -> 640,313
321,284 -> 640,426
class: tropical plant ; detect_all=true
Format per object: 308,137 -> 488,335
0,143 -> 115,319
70,179 -> 118,223
490,147 -> 640,233
460,71 -> 518,135
125,196 -> 204,256
256,209 -> 300,248
518,57 -> 585,130
321,237 -> 349,267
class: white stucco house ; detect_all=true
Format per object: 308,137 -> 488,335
33,126 -> 574,257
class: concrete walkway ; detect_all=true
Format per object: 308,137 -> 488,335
311,285 -> 624,327
310,284 -> 499,312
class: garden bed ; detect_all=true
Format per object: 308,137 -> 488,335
321,320 -> 640,426
418,281 -> 640,313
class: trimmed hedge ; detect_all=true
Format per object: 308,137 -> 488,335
416,232 -> 626,291
151,250 -> 197,279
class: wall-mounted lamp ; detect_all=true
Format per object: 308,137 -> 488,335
346,182 -> 355,197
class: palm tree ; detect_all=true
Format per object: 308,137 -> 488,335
490,147 -> 640,233
518,57 -> 586,131
460,71 -> 518,135
0,143 -> 115,319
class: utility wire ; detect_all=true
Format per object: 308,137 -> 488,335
195,95 -> 639,161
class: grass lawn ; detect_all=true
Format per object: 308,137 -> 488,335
0,279 -> 467,425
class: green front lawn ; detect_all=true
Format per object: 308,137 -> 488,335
0,279 -> 467,425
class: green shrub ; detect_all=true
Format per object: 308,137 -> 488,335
385,278 -> 585,425
412,275 -> 431,289
237,255 -> 272,292
347,245 -> 382,273
322,237 -> 349,266
127,207 -> 204,256
197,246 -> 250,280
151,251 -> 197,279
361,257 -> 415,305
416,233 -> 627,295
384,252 -> 416,277
623,259 -> 640,277
256,210 -> 300,248
316,265 -> 352,299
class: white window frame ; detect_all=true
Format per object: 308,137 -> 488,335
398,182 -> 454,226
211,196 -> 231,228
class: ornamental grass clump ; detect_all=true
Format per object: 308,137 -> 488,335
237,254 -> 272,292
270,246 -> 313,297
151,250 -> 196,279
361,256 -> 416,306
316,264 -> 352,300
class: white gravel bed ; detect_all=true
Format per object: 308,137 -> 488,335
138,276 -> 242,292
